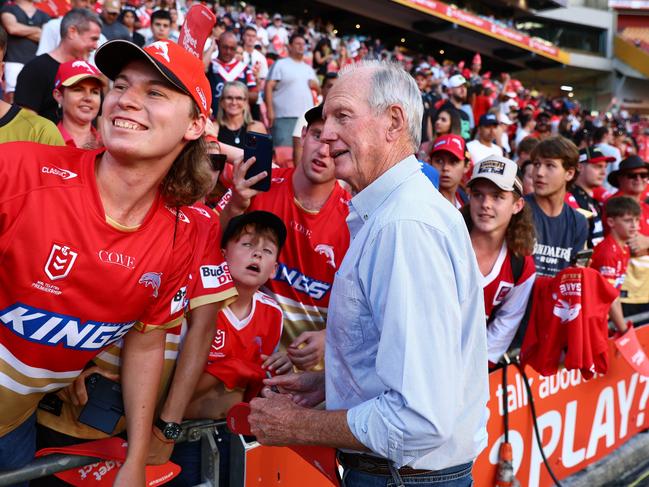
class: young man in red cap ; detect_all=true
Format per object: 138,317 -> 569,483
430,134 -> 471,208
0,39 -> 215,486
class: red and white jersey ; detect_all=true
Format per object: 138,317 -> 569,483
590,234 -> 630,291
186,203 -> 237,309
482,244 -> 536,363
521,268 -> 618,379
247,168 -> 351,345
0,142 -> 197,435
205,291 -> 282,392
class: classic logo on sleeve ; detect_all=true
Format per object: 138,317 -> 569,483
41,166 -> 78,180
45,243 -> 79,281
200,263 -> 233,289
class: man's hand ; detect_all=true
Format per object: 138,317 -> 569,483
58,366 -> 119,407
147,430 -> 174,465
266,109 -> 275,129
261,351 -> 293,375
249,390 -> 304,445
230,156 -> 266,213
263,370 -> 325,407
287,330 -> 325,370
113,458 -> 145,487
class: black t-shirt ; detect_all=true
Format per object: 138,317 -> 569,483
571,185 -> 604,249
526,195 -> 589,277
14,54 -> 60,123
218,124 -> 248,149
0,4 -> 49,63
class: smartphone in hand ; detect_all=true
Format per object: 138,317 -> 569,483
243,132 -> 273,192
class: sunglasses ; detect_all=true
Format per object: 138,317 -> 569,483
209,153 -> 227,172
624,172 -> 649,180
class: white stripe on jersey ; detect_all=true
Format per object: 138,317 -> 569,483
164,350 -> 178,360
281,310 -> 325,323
267,290 -> 329,315
0,343 -> 82,379
0,371 -> 74,395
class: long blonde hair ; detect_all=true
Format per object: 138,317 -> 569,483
216,81 -> 252,127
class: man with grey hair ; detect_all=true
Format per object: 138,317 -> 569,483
249,60 -> 489,486
14,8 -> 101,123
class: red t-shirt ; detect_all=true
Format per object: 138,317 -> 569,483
0,142 -> 198,435
520,267 -> 618,379
204,291 -> 282,394
590,234 -> 630,291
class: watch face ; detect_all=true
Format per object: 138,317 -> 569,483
163,423 -> 182,440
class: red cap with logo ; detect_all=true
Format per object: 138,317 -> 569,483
94,39 -> 211,117
54,60 -> 104,91
430,134 -> 467,161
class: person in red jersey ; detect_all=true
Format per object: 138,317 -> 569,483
0,38 -> 212,486
174,211 -> 288,487
219,104 -> 350,371
605,155 -> 649,321
462,155 -> 536,364
590,196 -> 642,335
430,134 -> 471,208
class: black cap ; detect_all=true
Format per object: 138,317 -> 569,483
578,146 -> 616,164
607,155 -> 649,188
304,104 -> 324,127
221,211 -> 287,251
478,113 -> 498,127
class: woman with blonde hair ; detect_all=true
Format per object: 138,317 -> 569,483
216,81 -> 266,149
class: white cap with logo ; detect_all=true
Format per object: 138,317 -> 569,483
469,155 -> 522,194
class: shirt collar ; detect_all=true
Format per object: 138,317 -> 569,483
349,155 -> 419,224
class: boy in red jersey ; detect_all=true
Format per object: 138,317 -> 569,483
172,211 -> 289,487
0,39 -> 213,486
590,196 -> 641,334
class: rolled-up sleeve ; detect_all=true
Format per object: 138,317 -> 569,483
346,219 -> 471,466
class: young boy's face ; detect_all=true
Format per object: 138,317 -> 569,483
223,229 -> 279,290
608,214 -> 640,242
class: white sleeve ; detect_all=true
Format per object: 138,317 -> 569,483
486,272 -> 535,362
36,20 -> 59,56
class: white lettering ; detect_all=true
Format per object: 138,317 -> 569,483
586,386 -> 615,459
561,400 -> 586,467
529,410 -> 562,487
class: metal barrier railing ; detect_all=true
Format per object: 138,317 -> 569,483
0,419 -> 226,487
1,312 -> 648,487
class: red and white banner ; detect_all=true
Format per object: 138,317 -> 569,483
475,325 -> 649,486
391,0 -> 570,64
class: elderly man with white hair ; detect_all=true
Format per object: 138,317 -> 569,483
249,61 -> 488,487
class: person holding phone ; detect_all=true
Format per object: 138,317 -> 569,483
219,104 -> 350,371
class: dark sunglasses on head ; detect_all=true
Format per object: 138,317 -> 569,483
209,153 -> 227,172
624,172 -> 649,180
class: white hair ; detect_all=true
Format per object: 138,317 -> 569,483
338,60 -> 423,150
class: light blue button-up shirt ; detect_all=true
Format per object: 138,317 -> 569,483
325,155 -> 489,470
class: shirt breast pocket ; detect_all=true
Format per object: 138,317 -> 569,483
328,274 -> 365,349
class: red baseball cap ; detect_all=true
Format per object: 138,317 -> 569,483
95,39 -> 211,117
430,134 -> 466,161
54,60 -> 104,91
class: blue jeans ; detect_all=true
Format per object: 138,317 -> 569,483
0,413 -> 37,487
342,461 -> 473,487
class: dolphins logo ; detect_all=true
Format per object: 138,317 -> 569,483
315,244 -> 336,268
139,272 -> 162,298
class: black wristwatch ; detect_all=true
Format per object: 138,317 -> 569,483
154,417 -> 182,441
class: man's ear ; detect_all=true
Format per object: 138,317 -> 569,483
385,104 -> 407,143
184,113 -> 207,142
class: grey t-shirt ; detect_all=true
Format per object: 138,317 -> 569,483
268,57 -> 317,119
0,4 -> 50,63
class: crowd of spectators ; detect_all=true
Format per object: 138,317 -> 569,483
1,0 -> 649,485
